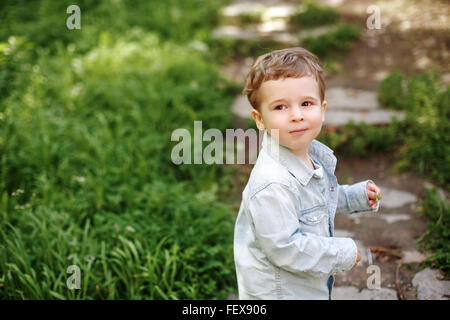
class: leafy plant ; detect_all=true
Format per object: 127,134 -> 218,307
416,187 -> 450,277
302,23 -> 360,59
317,120 -> 401,157
377,70 -> 407,110
392,71 -> 450,188
290,1 -> 340,28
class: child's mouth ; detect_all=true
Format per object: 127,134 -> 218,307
289,129 -> 308,135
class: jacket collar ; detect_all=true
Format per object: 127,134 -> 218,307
261,130 -> 337,186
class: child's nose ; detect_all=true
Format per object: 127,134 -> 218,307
290,105 -> 305,121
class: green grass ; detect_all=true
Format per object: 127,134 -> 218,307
0,0 -> 240,300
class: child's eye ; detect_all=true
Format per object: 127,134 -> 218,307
274,105 -> 287,110
302,101 -> 313,107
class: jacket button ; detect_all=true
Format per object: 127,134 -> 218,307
330,186 -> 335,192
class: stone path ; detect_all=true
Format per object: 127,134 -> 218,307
219,0 -> 449,300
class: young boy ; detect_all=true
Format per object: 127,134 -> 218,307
233,47 -> 382,300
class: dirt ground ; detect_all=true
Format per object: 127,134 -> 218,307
322,0 -> 450,89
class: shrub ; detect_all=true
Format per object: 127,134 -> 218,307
317,120 -> 400,157
290,1 -> 340,28
302,23 -> 360,59
392,71 -> 450,188
416,187 -> 450,277
377,70 -> 407,110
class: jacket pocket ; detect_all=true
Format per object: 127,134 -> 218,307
298,205 -> 329,237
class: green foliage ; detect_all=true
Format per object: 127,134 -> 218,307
390,71 -> 450,188
0,36 -> 35,98
377,70 -> 407,110
234,13 -> 263,26
0,0 -> 227,52
416,188 -> 450,276
291,1 -> 340,28
0,0 -> 239,300
317,120 -> 401,157
302,23 -> 360,59
206,37 -> 284,64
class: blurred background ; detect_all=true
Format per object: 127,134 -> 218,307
0,0 -> 448,299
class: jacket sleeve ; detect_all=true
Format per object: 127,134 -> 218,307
247,183 -> 358,278
336,179 -> 380,214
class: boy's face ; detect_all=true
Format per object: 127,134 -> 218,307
251,76 -> 327,159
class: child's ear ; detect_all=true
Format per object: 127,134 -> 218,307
251,109 -> 265,130
321,100 -> 327,123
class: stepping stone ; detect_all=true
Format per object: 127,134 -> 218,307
412,268 -> 450,300
298,25 -> 340,41
221,1 -> 297,20
347,212 -> 411,224
263,4 -> 298,20
221,2 -> 266,17
379,213 -> 410,224
377,187 -> 417,209
324,110 -> 405,126
325,87 -> 379,110
212,25 -> 261,41
332,286 -> 398,300
402,250 -> 428,264
258,19 -> 288,33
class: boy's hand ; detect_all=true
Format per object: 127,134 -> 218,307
353,246 -> 361,268
366,182 -> 381,211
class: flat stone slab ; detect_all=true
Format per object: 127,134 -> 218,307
412,268 -> 450,300
221,2 -> 266,17
221,1 -> 297,19
212,26 -> 261,41
347,212 -> 411,224
213,24 -> 338,44
402,250 -> 429,264
377,186 -> 417,209
332,286 -> 398,300
325,87 -> 379,110
324,110 -> 405,126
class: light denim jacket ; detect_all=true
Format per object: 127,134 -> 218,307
233,130 -> 379,300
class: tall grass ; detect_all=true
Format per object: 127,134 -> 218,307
1,0 -> 240,299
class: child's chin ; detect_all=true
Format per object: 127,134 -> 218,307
283,141 -> 309,150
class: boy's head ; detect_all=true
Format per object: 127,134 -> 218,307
242,47 -> 327,159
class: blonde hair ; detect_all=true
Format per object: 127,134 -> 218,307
243,47 -> 325,110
